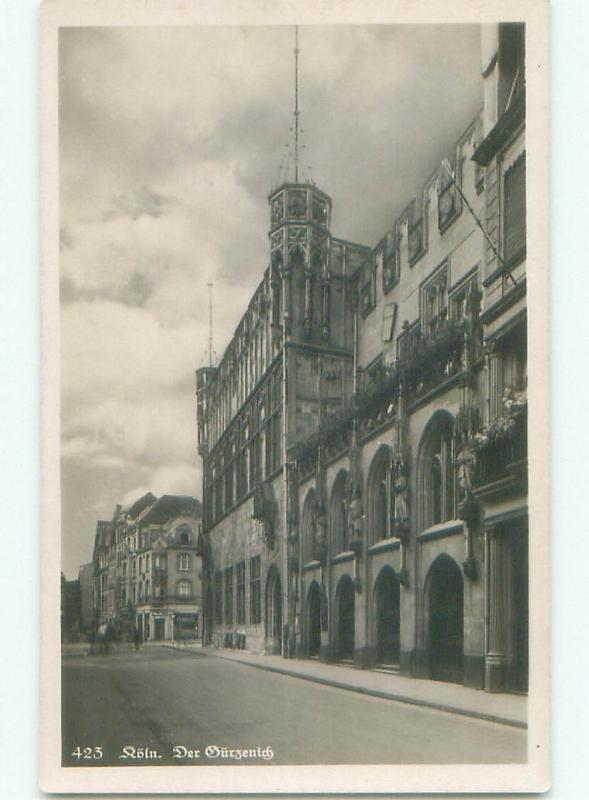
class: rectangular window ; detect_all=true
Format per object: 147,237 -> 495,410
408,198 -> 425,265
438,165 -> 459,231
178,553 -> 192,571
450,271 -> 479,322
503,153 -> 526,266
224,566 -> 233,625
382,230 -> 399,292
359,256 -> 376,317
236,561 -> 246,624
421,265 -> 448,336
225,461 -> 234,509
249,556 -> 261,624
214,571 -> 222,626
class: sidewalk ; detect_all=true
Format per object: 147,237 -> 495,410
167,643 -> 527,729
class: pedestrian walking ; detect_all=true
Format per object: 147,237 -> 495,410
133,625 -> 142,652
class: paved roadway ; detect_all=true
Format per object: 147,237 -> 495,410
61,645 -> 526,766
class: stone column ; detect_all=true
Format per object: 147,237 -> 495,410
485,527 -> 512,691
485,342 -> 504,422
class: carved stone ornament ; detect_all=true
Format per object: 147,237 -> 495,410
312,504 -> 328,565
456,444 -> 477,498
347,488 -> 364,546
398,566 -> 410,588
288,189 -> 307,218
393,472 -> 410,533
252,481 -> 277,550
288,226 -> 307,245
462,556 -> 478,581
312,195 -> 328,226
271,194 -> 284,225
270,229 -> 284,250
320,585 -> 329,631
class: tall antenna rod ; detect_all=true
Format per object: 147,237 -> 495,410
294,25 -> 300,183
207,280 -> 214,368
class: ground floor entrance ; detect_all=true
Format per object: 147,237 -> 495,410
427,555 -> 464,684
265,566 -> 283,655
374,566 -> 401,665
307,582 -> 322,657
335,576 -> 355,661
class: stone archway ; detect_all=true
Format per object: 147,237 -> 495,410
374,566 -> 400,665
426,554 -> 464,683
335,575 -> 355,661
306,582 -> 322,657
265,565 -> 282,655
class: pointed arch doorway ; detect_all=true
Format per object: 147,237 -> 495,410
374,566 -> 400,665
265,565 -> 282,655
335,575 -> 355,661
426,555 -> 464,683
306,582 -> 322,657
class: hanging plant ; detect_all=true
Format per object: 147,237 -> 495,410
455,403 -> 482,440
503,386 -> 527,415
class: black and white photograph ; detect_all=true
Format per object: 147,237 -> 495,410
39,0 -> 549,794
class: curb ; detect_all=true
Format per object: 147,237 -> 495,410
163,645 -> 527,730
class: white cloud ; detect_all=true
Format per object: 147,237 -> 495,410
58,24 -> 481,577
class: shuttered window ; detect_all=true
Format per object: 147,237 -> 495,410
503,154 -> 526,265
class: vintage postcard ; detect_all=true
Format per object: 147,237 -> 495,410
40,0 -> 550,794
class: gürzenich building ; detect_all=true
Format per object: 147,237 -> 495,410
196,22 -> 527,693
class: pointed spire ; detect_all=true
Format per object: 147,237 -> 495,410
293,25 -> 300,183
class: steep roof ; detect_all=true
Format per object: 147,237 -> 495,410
126,492 -> 157,519
139,494 -> 201,527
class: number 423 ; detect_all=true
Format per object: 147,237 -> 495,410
71,746 -> 103,759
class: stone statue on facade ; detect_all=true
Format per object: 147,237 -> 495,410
347,486 -> 364,554
313,502 -> 327,564
392,451 -> 410,542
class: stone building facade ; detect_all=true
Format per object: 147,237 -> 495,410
197,23 -> 527,693
92,493 -> 203,642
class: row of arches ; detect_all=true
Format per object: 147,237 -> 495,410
305,555 -> 464,681
300,410 -> 457,563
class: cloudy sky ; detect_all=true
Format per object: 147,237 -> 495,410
60,24 -> 481,577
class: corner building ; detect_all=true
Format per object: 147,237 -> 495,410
197,23 -> 527,693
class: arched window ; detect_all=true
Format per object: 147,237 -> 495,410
177,579 -> 192,600
301,488 -> 317,564
329,470 -> 349,553
419,412 -> 456,530
367,445 -> 393,544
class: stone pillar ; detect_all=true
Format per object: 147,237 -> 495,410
486,344 -> 504,422
485,527 -> 511,691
